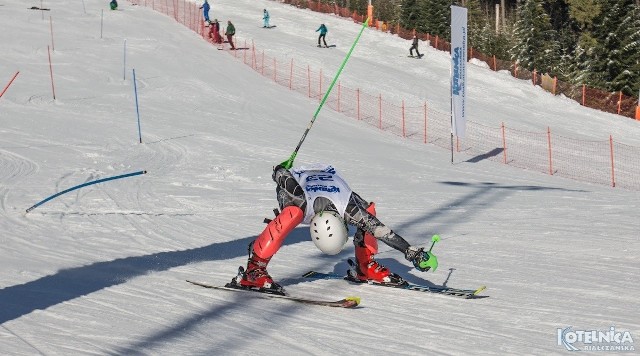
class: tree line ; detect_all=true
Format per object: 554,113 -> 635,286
328,0 -> 640,97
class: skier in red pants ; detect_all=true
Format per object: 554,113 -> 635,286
233,163 -> 438,294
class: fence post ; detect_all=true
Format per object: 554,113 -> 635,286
319,68 -> 322,102
492,55 -> 496,71
547,127 -> 553,175
582,84 -> 586,106
378,94 -> 382,129
501,122 -> 507,164
273,58 -> 276,82
289,58 -> 293,90
307,65 -> 311,98
357,88 -> 360,120
610,135 -> 616,187
337,81 -> 341,112
616,91 -> 622,115
402,100 -> 405,137
532,69 -> 537,86
0,71 -> 20,99
261,50 -> 265,75
423,102 -> 427,144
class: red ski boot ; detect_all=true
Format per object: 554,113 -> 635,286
349,245 -> 406,286
238,251 -> 284,294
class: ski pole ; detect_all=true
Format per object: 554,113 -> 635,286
279,18 -> 369,169
428,234 -> 441,252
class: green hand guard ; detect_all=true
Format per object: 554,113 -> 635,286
417,251 -> 438,272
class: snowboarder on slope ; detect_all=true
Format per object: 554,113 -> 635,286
410,34 -> 422,57
316,23 -> 328,48
263,9 -> 270,28
236,163 -> 438,293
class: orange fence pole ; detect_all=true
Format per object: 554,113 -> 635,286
307,65 -> 311,98
610,135 -> 616,187
547,127 -> 553,175
501,122 -> 507,164
337,81 -> 341,112
357,88 -> 360,120
0,71 -> 19,99
289,58 -> 293,89
423,102 -> 428,144
617,91 -> 622,114
319,68 -> 322,102
378,94 -> 382,129
636,106 -> 640,121
401,100 -> 405,137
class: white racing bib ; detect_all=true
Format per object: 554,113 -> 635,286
291,164 -> 353,223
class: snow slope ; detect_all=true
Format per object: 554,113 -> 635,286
1,0 -> 638,354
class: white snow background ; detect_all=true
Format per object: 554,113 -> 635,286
1,0 -> 639,355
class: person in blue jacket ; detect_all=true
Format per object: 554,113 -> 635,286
263,9 -> 270,28
316,23 -> 328,47
199,0 -> 210,23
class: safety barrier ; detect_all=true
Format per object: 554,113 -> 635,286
128,0 -> 640,191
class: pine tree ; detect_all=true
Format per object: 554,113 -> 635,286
591,0 -> 639,94
610,2 -> 640,95
401,0 -> 428,32
424,0 -> 452,39
510,0 -> 559,73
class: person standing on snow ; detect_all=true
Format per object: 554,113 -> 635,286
263,9 -> 270,28
109,0 -> 118,10
225,20 -> 236,50
199,0 -> 210,24
316,23 -> 328,47
410,34 -> 422,57
209,19 -> 222,44
232,163 -> 438,294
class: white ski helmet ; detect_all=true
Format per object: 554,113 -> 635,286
309,211 -> 348,255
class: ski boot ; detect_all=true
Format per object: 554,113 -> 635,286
230,250 -> 284,295
347,244 -> 406,287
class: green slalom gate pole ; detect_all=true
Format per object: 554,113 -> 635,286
280,18 -> 370,169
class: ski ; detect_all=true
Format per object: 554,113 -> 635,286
301,271 -> 486,299
186,280 -> 361,308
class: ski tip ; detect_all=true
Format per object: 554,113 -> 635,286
473,285 -> 487,295
301,271 -> 316,278
346,296 -> 361,305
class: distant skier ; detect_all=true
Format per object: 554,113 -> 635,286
208,19 -> 222,44
409,34 -> 422,58
199,0 -> 210,24
316,23 -> 328,48
225,20 -> 236,50
109,0 -> 118,10
263,9 -> 270,28
232,163 -> 438,294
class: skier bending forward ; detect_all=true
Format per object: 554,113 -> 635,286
235,163 -> 438,294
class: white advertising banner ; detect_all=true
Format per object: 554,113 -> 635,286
450,6 -> 468,137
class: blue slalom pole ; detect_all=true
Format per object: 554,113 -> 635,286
25,170 -> 147,213
133,68 -> 142,143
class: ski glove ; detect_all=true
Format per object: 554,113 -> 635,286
405,246 -> 438,272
